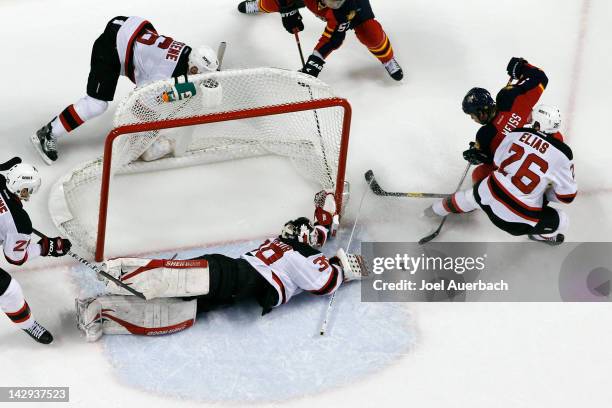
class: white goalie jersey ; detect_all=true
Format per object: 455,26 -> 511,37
242,238 -> 344,307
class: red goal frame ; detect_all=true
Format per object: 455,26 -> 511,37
95,98 -> 352,261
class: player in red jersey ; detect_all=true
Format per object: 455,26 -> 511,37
237,0 -> 403,80
461,57 -> 549,184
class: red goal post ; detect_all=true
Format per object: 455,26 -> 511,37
95,98 -> 352,261
49,68 -> 352,262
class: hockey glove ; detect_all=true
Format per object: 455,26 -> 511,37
280,5 -> 304,34
314,190 -> 339,237
38,236 -> 71,257
302,54 -> 325,78
506,57 -> 528,80
463,142 -> 489,165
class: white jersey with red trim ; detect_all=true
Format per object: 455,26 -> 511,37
242,237 -> 343,308
0,177 -> 40,265
116,16 -> 188,86
477,128 -> 577,225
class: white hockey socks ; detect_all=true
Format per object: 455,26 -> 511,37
103,258 -> 210,299
0,279 -> 34,329
51,95 -> 109,137
432,188 -> 480,216
76,296 -> 197,342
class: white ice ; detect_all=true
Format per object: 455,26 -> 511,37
1,0 -> 611,407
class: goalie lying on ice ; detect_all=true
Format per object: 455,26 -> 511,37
76,191 -> 367,342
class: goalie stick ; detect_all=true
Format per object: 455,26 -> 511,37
293,31 -> 334,188
418,163 -> 471,245
364,170 -> 450,198
31,228 -> 146,299
320,176 -> 372,336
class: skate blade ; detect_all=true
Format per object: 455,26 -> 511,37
29,133 -> 54,166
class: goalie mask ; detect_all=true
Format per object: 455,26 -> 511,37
5,163 -> 41,201
281,217 -> 318,246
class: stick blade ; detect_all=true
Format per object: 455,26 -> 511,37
364,169 -> 374,182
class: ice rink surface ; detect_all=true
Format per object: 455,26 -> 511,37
1,0 -> 611,407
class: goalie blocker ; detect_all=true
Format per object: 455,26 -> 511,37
76,194 -> 367,341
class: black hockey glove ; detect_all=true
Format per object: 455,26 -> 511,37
301,54 -> 325,77
38,236 -> 72,257
506,57 -> 528,80
0,156 -> 22,171
463,142 -> 489,165
280,5 -> 304,34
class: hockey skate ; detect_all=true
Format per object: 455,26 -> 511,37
237,0 -> 260,14
23,321 -> 54,344
384,58 -> 404,81
30,122 -> 58,165
528,233 -> 565,246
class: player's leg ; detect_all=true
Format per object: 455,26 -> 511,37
31,17 -> 121,164
0,269 -> 53,344
427,188 -> 480,217
528,206 -> 568,245
354,18 -> 403,81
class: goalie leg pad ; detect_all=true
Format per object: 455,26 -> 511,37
76,295 -> 197,342
103,258 -> 210,299
336,248 -> 369,282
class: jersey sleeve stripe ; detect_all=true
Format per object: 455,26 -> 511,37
271,272 -> 287,304
309,265 -> 340,295
124,20 -> 151,82
555,192 -> 577,203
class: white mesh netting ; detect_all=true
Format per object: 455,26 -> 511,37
49,68 -> 348,258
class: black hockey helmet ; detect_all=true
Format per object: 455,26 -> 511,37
281,217 -> 315,245
462,87 -> 496,122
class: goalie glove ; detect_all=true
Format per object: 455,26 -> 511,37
333,248 -> 368,282
314,190 -> 340,238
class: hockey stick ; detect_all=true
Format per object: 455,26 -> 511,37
31,228 -> 146,299
293,31 -> 334,188
364,170 -> 450,199
417,163 -> 471,245
0,157 -> 22,171
216,41 -> 227,71
320,176 -> 373,336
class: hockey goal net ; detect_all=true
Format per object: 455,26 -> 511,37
49,68 -> 351,261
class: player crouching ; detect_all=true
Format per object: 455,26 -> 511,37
425,105 -> 577,245
75,191 -> 367,341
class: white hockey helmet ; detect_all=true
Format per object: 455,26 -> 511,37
323,0 -> 347,9
188,45 -> 219,74
531,104 -> 562,134
5,163 -> 41,201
